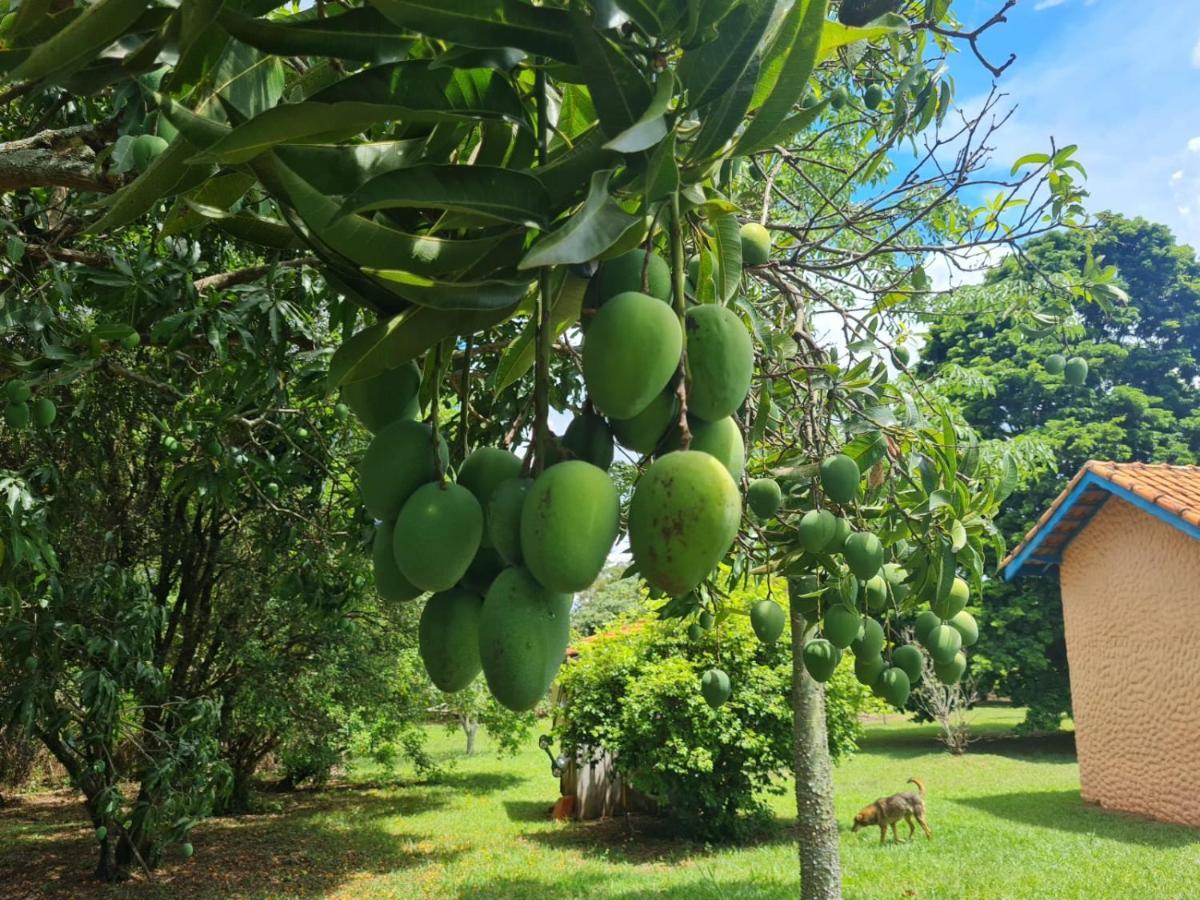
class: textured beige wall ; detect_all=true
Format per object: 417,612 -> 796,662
1060,499 -> 1200,826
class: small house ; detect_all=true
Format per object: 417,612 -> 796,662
1003,461 -> 1200,826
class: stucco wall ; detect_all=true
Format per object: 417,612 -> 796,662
1060,498 -> 1200,826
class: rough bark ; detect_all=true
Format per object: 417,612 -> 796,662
0,124 -> 119,194
463,716 -> 478,756
789,582 -> 843,900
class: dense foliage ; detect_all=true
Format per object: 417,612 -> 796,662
555,611 -> 876,840
922,214 -> 1200,729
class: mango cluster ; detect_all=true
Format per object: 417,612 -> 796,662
3,381 -> 56,431
791,452 -> 975,706
353,227 -> 775,712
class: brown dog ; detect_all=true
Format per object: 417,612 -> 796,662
851,777 -> 933,844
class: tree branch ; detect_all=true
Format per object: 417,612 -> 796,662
193,257 -> 317,293
0,124 -> 119,194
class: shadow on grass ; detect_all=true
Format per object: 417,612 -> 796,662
0,784 -> 463,900
454,874 -> 794,899
503,799 -> 553,823
859,727 -> 1076,763
435,769 -> 526,795
519,813 -> 797,866
953,789 -> 1198,847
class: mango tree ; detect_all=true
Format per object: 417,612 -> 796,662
0,1 -> 1117,894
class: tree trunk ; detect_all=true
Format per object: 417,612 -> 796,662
789,583 -> 842,900
463,716 -> 478,756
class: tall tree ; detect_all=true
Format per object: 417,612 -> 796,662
0,3 -> 1111,895
921,214 -> 1200,729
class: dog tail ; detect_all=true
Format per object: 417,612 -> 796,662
907,777 -> 925,797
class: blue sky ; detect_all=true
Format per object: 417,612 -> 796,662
948,0 -> 1200,250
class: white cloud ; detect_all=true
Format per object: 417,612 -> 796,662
1033,0 -> 1069,10
953,1 -> 1200,250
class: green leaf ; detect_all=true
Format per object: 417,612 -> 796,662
527,128 -> 618,209
365,269 -> 534,311
688,54 -> 759,160
710,211 -> 743,303
950,519 -> 968,553
310,61 -> 527,129
212,40 -> 286,120
602,71 -> 675,154
366,0 -> 577,63
160,172 -> 257,238
569,11 -> 653,139
817,15 -> 907,59
274,141 -> 428,195
87,137 -> 202,235
934,539 -> 956,606
677,0 -> 775,109
341,164 -> 550,228
519,170 -> 639,270
10,0 -> 54,42
262,155 -> 522,276
215,213 -> 299,250
168,0 -> 227,90
329,305 -> 518,389
843,430 -> 887,472
11,0 -> 146,84
644,132 -> 680,203
1011,152 -> 1050,175
735,0 -> 827,155
493,271 -> 587,393
743,95 -> 829,151
219,7 -> 413,64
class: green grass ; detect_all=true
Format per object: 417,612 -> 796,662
2,709 -> 1197,898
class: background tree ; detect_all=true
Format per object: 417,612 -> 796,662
920,213 -> 1200,730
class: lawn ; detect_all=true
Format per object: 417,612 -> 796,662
3,708 -> 1197,899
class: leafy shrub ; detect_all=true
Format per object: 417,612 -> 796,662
554,613 -> 875,840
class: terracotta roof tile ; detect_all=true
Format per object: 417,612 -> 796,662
1001,461 -> 1200,575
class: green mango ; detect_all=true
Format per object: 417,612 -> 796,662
843,532 -> 884,580
930,576 -> 969,619
372,520 -> 422,602
823,603 -> 861,649
562,410 -> 614,470
1064,356 -> 1089,386
934,650 -> 967,685
479,567 -> 572,711
948,610 -> 979,647
610,391 -> 678,455
819,454 -> 861,504
394,482 -> 483,592
419,588 -> 484,692
521,461 -> 619,592
851,615 -> 885,657
854,652 -> 885,686
746,478 -> 782,519
891,644 -> 924,682
798,509 -> 838,552
662,415 -> 745,480
701,667 -> 732,708
629,451 -> 741,596
458,447 -> 521,546
739,222 -> 771,266
359,420 -> 448,521
803,639 -> 841,682
487,477 -> 533,566
684,304 -> 753,422
878,667 -> 911,707
593,249 -> 671,302
914,609 -> 942,644
750,599 -> 786,644
582,291 -> 682,420
923,623 -> 962,664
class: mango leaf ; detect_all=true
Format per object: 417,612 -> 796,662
365,269 -> 534,311
160,172 -> 257,238
746,95 -> 829,153
569,11 -> 653,139
329,304 -> 514,388
688,54 -> 759,160
493,271 -> 588,393
215,213 -> 299,250
263,155 -> 522,276
934,539 -> 956,607
612,0 -> 688,39
817,14 -> 907,59
9,0 -> 54,41
218,7 -> 413,64
169,0 -> 227,89
644,131 -> 680,203
735,0 -> 827,155
86,136 -> 204,234
211,39 -> 286,120
274,141 -> 428,195
710,211 -> 743,303
155,98 -> 233,151
527,128 -> 618,209
602,71 -> 674,154
310,61 -> 527,129
950,519 -> 968,553
11,0 -> 145,84
341,164 -> 550,228
677,0 -> 775,109
843,429 -> 887,472
367,0 -> 577,63
518,170 -> 638,270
